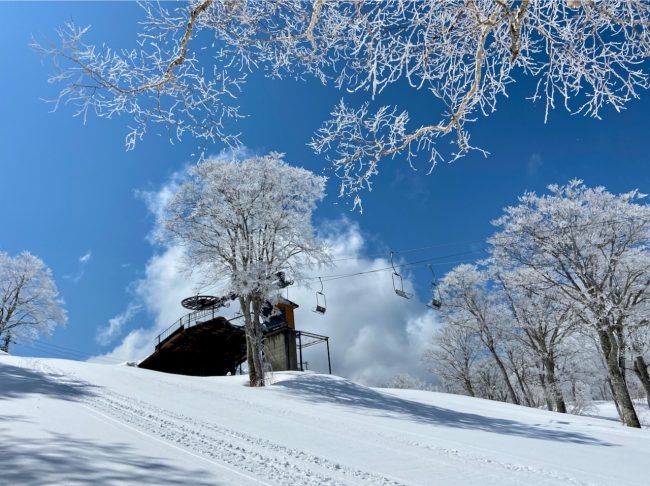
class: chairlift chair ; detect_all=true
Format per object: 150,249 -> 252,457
314,277 -> 327,315
428,296 -> 442,310
273,271 -> 294,289
391,251 -> 413,299
427,264 -> 443,310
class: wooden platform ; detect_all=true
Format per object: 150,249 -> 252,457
138,317 -> 246,376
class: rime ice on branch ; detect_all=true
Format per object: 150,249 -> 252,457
34,1 -> 650,206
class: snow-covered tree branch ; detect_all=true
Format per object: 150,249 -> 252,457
494,266 -> 579,413
0,251 -> 67,352
34,1 -> 650,207
423,319 -> 481,398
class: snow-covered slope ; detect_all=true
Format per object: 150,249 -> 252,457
1,355 -> 648,485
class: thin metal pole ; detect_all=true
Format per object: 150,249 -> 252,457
298,331 -> 304,372
326,337 -> 332,374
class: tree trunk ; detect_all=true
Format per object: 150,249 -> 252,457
606,377 -> 623,421
598,329 -> 640,428
1,331 -> 11,353
463,376 -> 476,397
507,352 -> 532,407
539,371 -> 554,411
251,295 -> 266,386
542,356 -> 566,413
478,324 -> 520,404
462,357 -> 475,397
241,296 -> 265,387
248,323 -> 265,387
522,374 -> 538,408
633,355 -> 650,409
486,344 -> 520,405
245,330 -> 257,384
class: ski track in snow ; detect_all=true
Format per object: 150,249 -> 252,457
32,359 -> 600,486
304,405 -> 598,486
34,360 -> 405,486
100,371 -> 594,485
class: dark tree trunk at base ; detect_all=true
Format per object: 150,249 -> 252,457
542,357 -> 567,414
1,332 -> 11,353
487,345 -> 520,405
242,296 -> 265,387
599,330 -> 640,428
463,377 -> 476,398
633,355 -> 650,409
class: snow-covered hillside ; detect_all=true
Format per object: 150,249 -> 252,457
1,355 -> 648,485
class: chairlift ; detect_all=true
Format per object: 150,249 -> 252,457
427,264 -> 443,310
273,271 -> 294,289
391,251 -> 413,299
313,277 -> 327,315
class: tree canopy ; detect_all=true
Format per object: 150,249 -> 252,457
0,251 -> 67,352
429,181 -> 650,427
160,153 -> 329,385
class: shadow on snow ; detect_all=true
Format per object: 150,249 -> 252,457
0,362 -> 222,483
273,374 -> 615,446
0,362 -> 97,401
0,427 -> 221,485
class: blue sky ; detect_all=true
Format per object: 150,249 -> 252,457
2,2 -> 649,378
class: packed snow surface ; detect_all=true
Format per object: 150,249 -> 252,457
1,355 -> 648,485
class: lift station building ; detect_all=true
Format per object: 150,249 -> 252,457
139,295 -> 331,377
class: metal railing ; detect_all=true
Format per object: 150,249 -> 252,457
155,308 -> 245,348
153,310 -> 332,375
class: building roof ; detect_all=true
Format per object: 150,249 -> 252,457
276,296 -> 299,309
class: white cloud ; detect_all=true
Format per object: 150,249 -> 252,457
134,147 -> 258,240
64,250 -> 92,284
96,303 -> 142,346
95,221 -> 439,385
527,153 -> 544,177
91,244 -> 213,363
288,222 -> 440,385
95,171 -> 439,385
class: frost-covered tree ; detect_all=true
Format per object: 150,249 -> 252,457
0,251 -> 67,352
558,334 -> 610,414
423,317 -> 481,397
502,337 -> 540,408
438,264 -> 520,404
495,267 -> 578,413
490,180 -> 650,428
160,153 -> 329,387
473,358 -> 508,402
35,1 -> 650,207
383,373 -> 432,391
